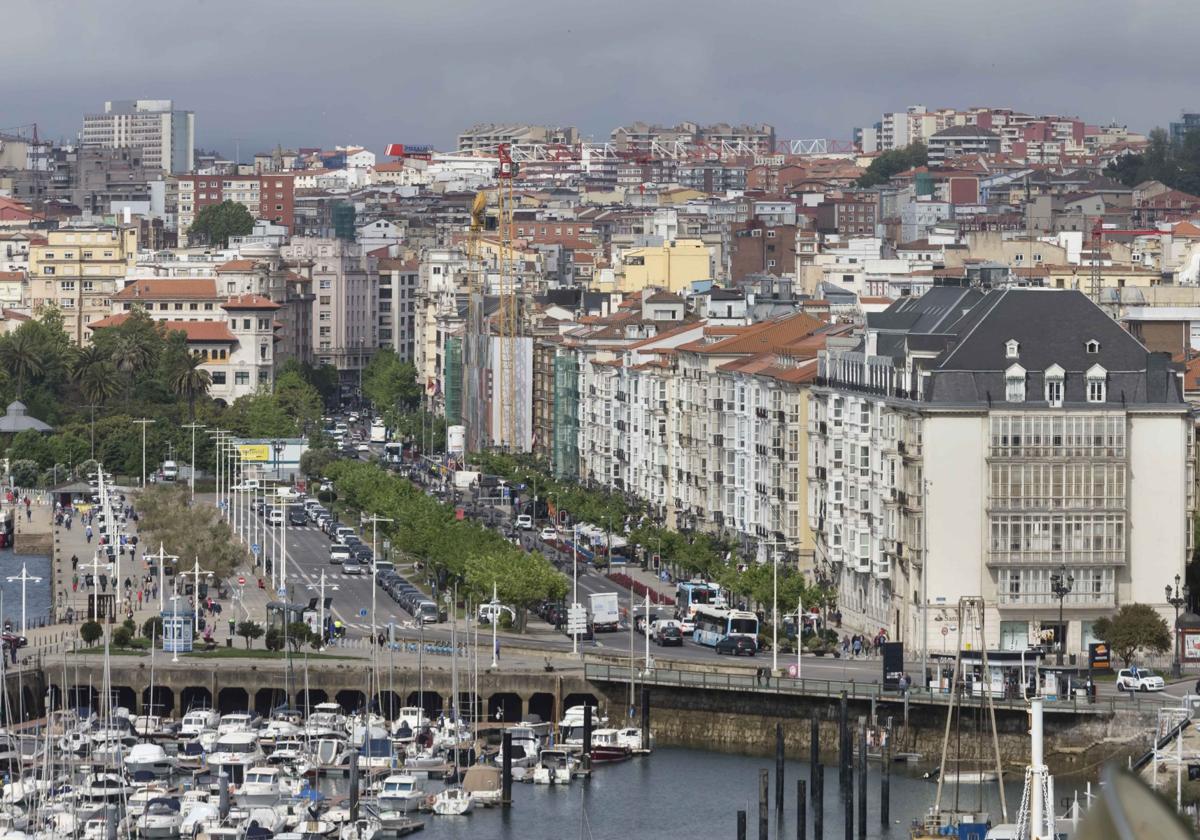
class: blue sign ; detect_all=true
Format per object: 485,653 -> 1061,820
277,587 -> 287,598
251,544 -> 261,555
359,608 -> 368,618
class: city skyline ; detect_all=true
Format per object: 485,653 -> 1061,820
5,0 -> 1197,156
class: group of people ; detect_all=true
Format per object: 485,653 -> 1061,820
840,631 -> 888,659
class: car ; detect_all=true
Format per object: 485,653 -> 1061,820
267,508 -> 283,525
539,526 -> 558,542
329,545 -> 351,565
342,562 -> 364,575
1,632 -> 28,650
478,602 -> 516,625
1116,667 -> 1165,692
715,636 -> 757,657
334,526 -> 356,543
288,508 -> 308,526
658,625 -> 684,647
515,514 -> 533,530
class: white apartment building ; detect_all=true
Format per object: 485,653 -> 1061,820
280,237 -> 377,390
378,257 -> 419,362
81,99 -> 194,174
808,287 -> 1193,657
413,248 -> 469,393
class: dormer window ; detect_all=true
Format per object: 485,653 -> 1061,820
1005,340 -> 1020,359
1087,364 -> 1107,403
1005,364 -> 1026,403
1085,339 -> 1100,354
1044,364 -> 1064,407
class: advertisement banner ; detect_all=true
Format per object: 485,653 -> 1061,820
238,444 -> 271,462
1088,642 -> 1111,671
1182,630 -> 1200,663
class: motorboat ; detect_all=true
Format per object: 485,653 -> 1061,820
82,772 -> 133,804
179,709 -> 220,737
376,774 -> 425,813
0,731 -> 24,773
497,726 -> 540,772
133,715 -> 178,740
352,724 -> 394,771
311,735 -> 352,768
390,707 -> 429,736
616,726 -> 651,753
558,705 -> 605,745
138,797 -> 184,839
208,731 -> 265,786
236,763 -> 288,811
431,786 -> 473,816
217,712 -> 257,735
339,817 -> 382,840
589,728 -> 632,763
262,713 -> 302,746
304,703 -> 347,738
125,742 -> 176,776
269,738 -> 305,765
126,785 -> 170,821
532,749 -> 575,785
176,738 -> 208,771
244,806 -> 287,839
461,765 -> 502,806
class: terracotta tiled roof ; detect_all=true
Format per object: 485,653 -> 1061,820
114,279 -> 217,300
216,259 -> 258,273
679,312 -> 824,355
88,314 -> 237,343
0,271 -> 24,282
222,294 -> 280,311
1173,221 -> 1200,238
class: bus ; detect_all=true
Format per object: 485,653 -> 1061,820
676,580 -> 723,619
692,606 -> 759,648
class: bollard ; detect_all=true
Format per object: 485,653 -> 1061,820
843,733 -> 853,840
776,722 -> 785,823
501,730 -> 513,807
813,762 -> 824,840
856,727 -> 866,840
838,692 -> 848,791
640,686 -> 652,753
881,730 -> 890,827
759,768 -> 769,840
737,810 -> 747,840
797,779 -> 807,840
218,771 -> 230,820
583,704 -> 593,772
348,752 -> 360,821
809,715 -> 819,805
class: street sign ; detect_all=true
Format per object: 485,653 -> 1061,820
566,604 -> 588,635
251,544 -> 261,555
237,577 -> 245,585
359,608 -> 369,618
941,626 -> 949,637
277,587 -> 286,598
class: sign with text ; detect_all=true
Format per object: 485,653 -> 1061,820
1183,630 -> 1200,663
238,444 -> 271,462
1088,642 -> 1111,671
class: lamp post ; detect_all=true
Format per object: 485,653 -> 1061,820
1167,574 -> 1189,679
1049,565 -> 1074,667
308,571 -> 338,650
181,423 -> 204,501
5,563 -> 42,636
132,419 -> 155,488
149,542 -> 179,612
183,557 -> 216,633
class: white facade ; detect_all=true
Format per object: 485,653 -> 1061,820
81,99 -> 194,174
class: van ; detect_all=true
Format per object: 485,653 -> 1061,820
161,461 -> 178,482
329,545 -> 351,565
334,526 -> 356,543
515,514 -> 533,530
416,600 -> 439,624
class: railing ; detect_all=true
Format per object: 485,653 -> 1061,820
583,661 -> 1153,716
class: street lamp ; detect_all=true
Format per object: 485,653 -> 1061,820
1049,565 -> 1074,667
1166,574 -> 1189,679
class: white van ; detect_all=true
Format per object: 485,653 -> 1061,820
161,461 -> 178,482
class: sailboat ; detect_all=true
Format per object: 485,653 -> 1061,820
431,586 -> 473,816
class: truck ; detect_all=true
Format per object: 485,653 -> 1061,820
370,421 -> 387,443
588,592 -> 620,633
453,470 -> 480,491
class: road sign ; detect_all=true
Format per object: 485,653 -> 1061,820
566,604 -> 588,635
237,577 -> 245,585
251,544 -> 261,555
359,608 -> 369,618
941,626 -> 949,637
277,587 -> 286,598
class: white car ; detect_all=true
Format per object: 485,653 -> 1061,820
1116,667 -> 1165,692
539,527 -> 558,542
477,603 -> 516,624
356,443 -> 370,452
515,514 -> 533,530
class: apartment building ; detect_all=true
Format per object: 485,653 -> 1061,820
927,126 -> 1001,165
808,287 -> 1192,656
213,256 -> 313,366
27,226 -> 139,344
177,174 -> 295,238
456,124 -> 579,153
610,122 -> 775,156
81,99 -> 194,174
280,237 -> 378,391
378,258 -> 419,362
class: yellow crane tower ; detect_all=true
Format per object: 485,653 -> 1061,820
495,144 -> 519,452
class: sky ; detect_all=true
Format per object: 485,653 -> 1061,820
5,0 -> 1197,160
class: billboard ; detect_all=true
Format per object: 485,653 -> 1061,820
881,641 -> 904,690
238,444 -> 271,461
1088,642 -> 1111,671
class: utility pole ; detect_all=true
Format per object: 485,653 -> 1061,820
132,419 -> 155,488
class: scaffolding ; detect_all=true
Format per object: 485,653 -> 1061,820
443,337 -> 463,427
551,353 -> 579,479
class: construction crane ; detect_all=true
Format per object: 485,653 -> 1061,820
495,144 -> 519,453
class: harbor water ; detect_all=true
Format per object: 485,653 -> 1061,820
0,550 -> 52,630
325,747 -> 1042,840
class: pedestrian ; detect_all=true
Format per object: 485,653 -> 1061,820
72,574 -> 78,592
137,589 -> 143,607
71,554 -> 78,570
85,526 -> 92,544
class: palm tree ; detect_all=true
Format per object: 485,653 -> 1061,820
78,360 -> 121,406
0,331 -> 44,398
112,333 -> 155,407
169,352 -> 212,420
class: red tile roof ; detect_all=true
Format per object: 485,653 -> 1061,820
216,259 -> 259,273
88,314 -> 237,343
222,294 -> 280,311
115,279 -> 217,300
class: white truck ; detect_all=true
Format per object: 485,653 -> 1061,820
588,592 -> 620,633
370,421 -> 387,443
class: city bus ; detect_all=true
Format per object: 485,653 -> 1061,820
692,606 -> 759,648
675,580 -> 722,620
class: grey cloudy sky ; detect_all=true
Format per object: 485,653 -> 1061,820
6,0 -> 1196,158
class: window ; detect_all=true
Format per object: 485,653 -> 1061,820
1005,339 -> 1019,359
1044,365 -> 1064,407
258,318 -> 269,330
1005,364 -> 1026,403
1085,339 -> 1100,354
210,371 -> 226,385
235,371 -> 250,385
1087,365 -> 1106,403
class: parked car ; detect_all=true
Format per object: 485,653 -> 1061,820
329,545 -> 351,565
539,526 -> 558,542
478,602 -> 517,625
715,636 -> 757,657
657,625 -> 684,647
1116,667 -> 1165,692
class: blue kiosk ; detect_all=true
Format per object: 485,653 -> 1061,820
161,609 -> 194,654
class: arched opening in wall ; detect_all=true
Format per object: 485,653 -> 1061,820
143,686 -> 174,716
486,692 -> 522,723
335,690 -> 366,714
112,685 -> 137,715
297,689 -> 327,715
527,692 -> 555,724
254,688 -> 287,717
218,687 -> 250,715
68,685 -> 98,715
562,692 -> 599,715
179,686 -> 212,714
457,692 -> 481,725
374,691 -> 400,719
406,691 -> 442,718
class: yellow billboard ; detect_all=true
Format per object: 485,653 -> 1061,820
238,444 -> 271,462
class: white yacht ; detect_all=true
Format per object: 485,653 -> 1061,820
237,766 -> 290,807
208,731 -> 265,786
376,773 -> 425,812
557,705 -> 605,745
138,797 -> 183,839
82,772 -> 134,804
532,749 -> 575,785
431,786 -> 473,816
304,703 -> 347,738
216,712 -> 257,735
497,726 -> 540,772
179,709 -> 220,737
311,735 -> 352,767
125,742 -> 176,777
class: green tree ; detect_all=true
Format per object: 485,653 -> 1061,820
187,200 -> 254,247
237,620 -> 264,649
1093,603 -> 1171,667
464,549 -> 568,631
112,626 -> 133,647
285,621 -> 313,652
72,345 -> 122,406
0,329 -> 44,397
9,458 -> 39,487
856,142 -> 928,188
362,350 -> 421,412
300,447 -> 337,478
264,627 -> 283,651
274,371 -> 323,431
142,616 -> 163,640
79,621 -> 103,645
168,352 -> 212,421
